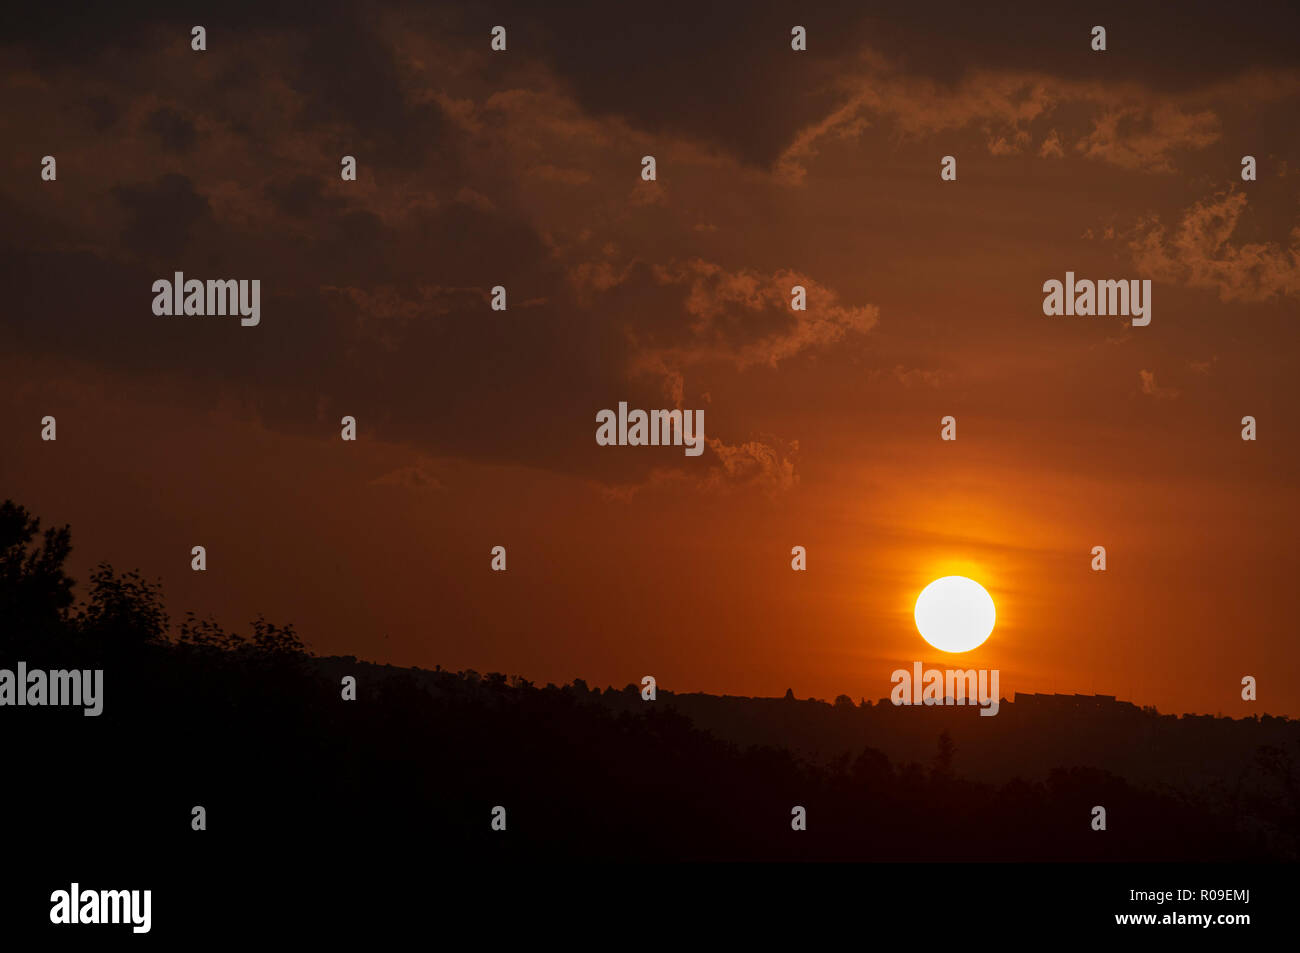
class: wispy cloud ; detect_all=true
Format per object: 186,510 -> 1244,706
1129,189 -> 1300,302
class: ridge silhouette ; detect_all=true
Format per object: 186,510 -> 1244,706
2,499 -> 1295,861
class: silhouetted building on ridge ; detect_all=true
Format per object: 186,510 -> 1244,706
1012,691 -> 1139,713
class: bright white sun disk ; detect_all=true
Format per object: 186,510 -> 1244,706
914,576 -> 996,653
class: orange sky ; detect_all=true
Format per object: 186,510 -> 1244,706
2,2 -> 1298,715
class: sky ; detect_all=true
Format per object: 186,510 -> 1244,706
2,1 -> 1298,716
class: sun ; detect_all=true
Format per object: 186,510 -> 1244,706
914,576 -> 996,653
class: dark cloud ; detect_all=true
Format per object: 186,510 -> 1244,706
0,183 -> 647,479
828,2 -> 1300,90
144,106 -> 197,153
1,1 -> 350,62
487,1 -> 872,169
485,0 -> 1300,167
294,12 -> 460,174
265,175 -> 336,218
6,1 -> 1298,170
113,174 -> 212,259
2,0 -> 1295,491
85,95 -> 121,133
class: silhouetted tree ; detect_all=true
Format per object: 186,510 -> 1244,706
0,499 -> 74,648
73,564 -> 168,649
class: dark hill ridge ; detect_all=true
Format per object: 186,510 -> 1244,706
2,638 -> 1294,863
311,655 -> 1299,860
317,656 -> 1298,790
